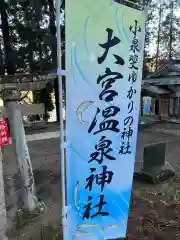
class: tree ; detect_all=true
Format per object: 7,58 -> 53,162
48,0 -> 60,121
48,0 -> 65,122
0,0 -> 46,213
143,0 -> 156,76
157,0 -> 180,60
0,1 -> 16,74
8,0 -> 55,121
0,0 -> 65,214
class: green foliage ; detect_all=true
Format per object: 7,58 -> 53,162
1,0 -> 180,114
149,0 -> 180,62
0,0 -> 65,117
161,1 -> 180,59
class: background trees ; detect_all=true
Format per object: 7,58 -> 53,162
0,0 -> 65,121
0,0 -> 179,116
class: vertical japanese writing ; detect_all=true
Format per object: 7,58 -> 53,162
82,28 -> 125,220
67,0 -> 146,238
119,20 -> 141,155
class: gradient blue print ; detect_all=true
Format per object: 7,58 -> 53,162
65,3 -> 145,238
69,190 -> 128,238
110,0 -> 114,6
66,94 -> 134,238
70,195 -> 129,238
69,100 -> 136,162
116,8 -> 144,50
70,186 -> 106,240
122,13 -> 131,43
69,144 -> 130,217
70,141 -> 131,199
116,8 -> 124,41
71,47 -> 76,83
74,45 -> 87,82
67,9 -> 144,240
84,16 -> 90,53
73,45 -> 113,109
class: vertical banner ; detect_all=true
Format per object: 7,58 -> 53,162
65,0 -> 146,239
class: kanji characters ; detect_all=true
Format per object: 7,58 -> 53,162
88,107 -> 120,135
89,136 -> 115,164
121,127 -> 133,141
119,142 -> 132,155
129,20 -> 141,37
82,195 -> 109,220
98,28 -> 121,64
97,67 -> 123,102
85,165 -> 114,192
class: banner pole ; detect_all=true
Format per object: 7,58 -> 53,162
55,0 -> 66,239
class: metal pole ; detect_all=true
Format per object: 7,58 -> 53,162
55,1 -> 66,239
0,148 -> 8,240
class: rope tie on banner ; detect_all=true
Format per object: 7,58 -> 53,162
60,141 -> 71,149
62,205 -> 72,226
57,68 -> 66,76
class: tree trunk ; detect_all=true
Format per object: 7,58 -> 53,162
48,0 -> 60,121
0,1 -> 15,75
169,2 -> 174,59
156,3 -> 162,70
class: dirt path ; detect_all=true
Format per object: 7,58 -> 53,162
3,126 -> 180,239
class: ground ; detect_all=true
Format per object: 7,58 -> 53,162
3,123 -> 180,239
